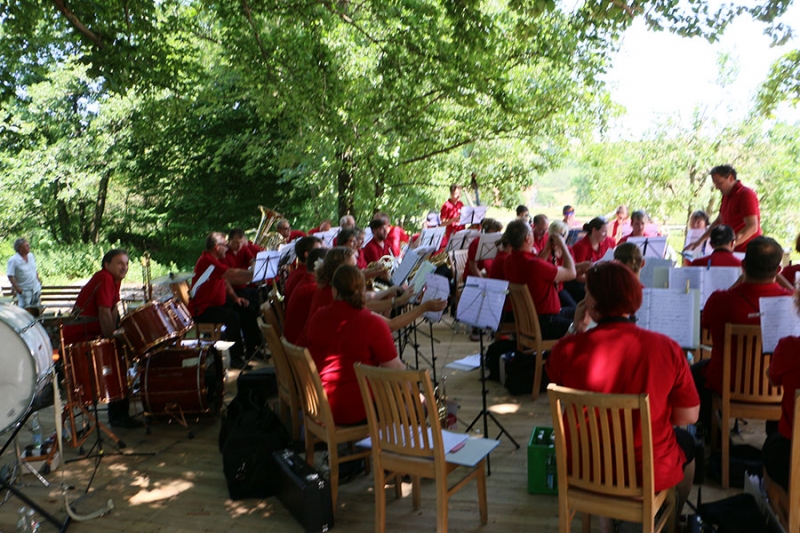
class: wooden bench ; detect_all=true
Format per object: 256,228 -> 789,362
39,285 -> 85,312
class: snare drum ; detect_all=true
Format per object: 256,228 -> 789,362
120,300 -> 179,355
65,338 -> 129,405
0,304 -> 54,434
142,344 -> 223,415
162,298 -> 193,336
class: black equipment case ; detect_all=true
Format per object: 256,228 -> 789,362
273,449 -> 334,532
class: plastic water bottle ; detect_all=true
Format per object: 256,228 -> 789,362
26,508 -> 39,532
30,413 -> 42,455
16,506 -> 30,533
545,453 -> 556,490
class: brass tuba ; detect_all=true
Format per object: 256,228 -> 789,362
254,206 -> 286,250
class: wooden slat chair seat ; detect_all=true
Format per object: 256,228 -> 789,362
764,390 -> 800,532
281,339 -> 371,511
711,323 -> 783,488
507,283 -> 558,400
548,384 -> 676,533
354,364 -> 488,533
258,318 -> 301,440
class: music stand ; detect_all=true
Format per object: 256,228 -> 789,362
456,277 -> 519,474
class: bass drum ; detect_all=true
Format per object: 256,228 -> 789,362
142,342 -> 223,416
0,304 -> 53,434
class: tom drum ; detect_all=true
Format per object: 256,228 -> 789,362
65,338 -> 129,405
120,300 -> 179,356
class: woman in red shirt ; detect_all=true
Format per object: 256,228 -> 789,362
305,265 -> 406,424
565,217 -> 614,302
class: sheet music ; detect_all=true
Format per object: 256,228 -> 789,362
252,251 -> 282,282
412,261 -> 436,295
421,273 -> 449,322
759,296 -> 800,353
594,247 -> 615,265
361,227 -> 373,248
419,227 -> 446,250
278,242 -> 296,264
639,288 -> 701,348
189,265 -> 215,298
668,266 -> 741,307
566,229 -> 585,246
627,236 -> 668,259
446,229 -> 479,252
315,227 -> 341,248
684,228 -> 710,261
391,246 -> 428,286
475,233 -> 503,261
443,353 -> 482,371
456,276 -> 509,331
357,428 -> 470,455
458,205 -> 488,226
639,258 -> 673,288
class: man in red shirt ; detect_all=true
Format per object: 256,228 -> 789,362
63,249 -> 140,428
283,236 -> 322,302
439,184 -> 464,250
374,211 -> 409,257
694,236 -> 792,429
190,232 -> 256,369
361,218 -> 390,265
688,225 -> 741,267
276,219 -> 307,243
618,210 -> 656,244
531,214 -> 549,254
686,165 -> 761,253
501,220 -> 576,339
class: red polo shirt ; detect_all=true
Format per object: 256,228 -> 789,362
62,269 -> 120,345
283,276 -> 317,345
701,281 -> 792,393
719,181 -> 761,252
440,199 -> 464,249
306,300 -> 398,424
284,264 -> 309,302
769,335 -> 800,439
464,237 -> 493,281
362,238 -> 389,265
780,264 -> 800,287
190,251 -> 229,317
502,249 -> 560,315
571,235 -> 615,263
688,249 -> 742,267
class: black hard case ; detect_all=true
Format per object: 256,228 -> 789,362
273,449 -> 334,532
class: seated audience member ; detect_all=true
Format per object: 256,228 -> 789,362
566,216 -> 614,302
283,236 -> 323,301
190,232 -> 256,369
531,214 -> 549,254
465,218 -> 503,280
501,220 -> 576,339
283,248 -> 328,345
276,218 -> 306,243
693,236 -> 793,429
562,205 -> 576,227
618,210 -> 655,244
779,231 -> 800,288
547,262 -> 699,529
688,225 -> 741,267
763,291 -> 800,492
610,204 -> 629,244
305,265 -> 406,425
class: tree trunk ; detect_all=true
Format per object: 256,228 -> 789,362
337,147 -> 354,220
54,178 -> 73,244
90,171 -> 110,244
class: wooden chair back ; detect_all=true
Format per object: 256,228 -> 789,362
450,249 -> 469,289
507,283 -> 557,399
269,284 -> 286,330
722,323 -> 782,404
548,384 -> 674,532
261,301 -> 283,337
258,318 -> 301,440
281,340 -> 334,430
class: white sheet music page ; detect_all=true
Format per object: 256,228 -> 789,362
759,296 -> 800,353
458,205 -> 488,226
252,251 -> 281,282
446,229 -> 479,252
420,227 -> 446,250
640,258 -> 673,288
684,228 -> 710,261
315,228 -> 341,248
391,247 -> 425,286
422,273 -> 450,322
701,267 -> 741,304
412,261 -> 436,295
627,236 -> 668,258
456,276 -> 509,331
361,227 -> 373,248
278,242 -> 296,264
475,233 -> 503,261
639,288 -> 700,348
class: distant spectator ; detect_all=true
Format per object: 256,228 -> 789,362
6,238 -> 42,308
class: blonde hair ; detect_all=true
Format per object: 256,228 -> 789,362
548,220 -> 568,238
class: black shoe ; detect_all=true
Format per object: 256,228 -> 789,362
109,417 -> 143,429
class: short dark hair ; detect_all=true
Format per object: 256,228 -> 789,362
690,210 -> 709,226
794,231 -> 800,254
582,216 -> 607,234
532,214 -> 548,226
368,218 -> 385,231
516,205 -> 529,216
709,225 -> 735,248
630,210 -> 646,223
586,261 -> 642,317
205,232 -> 225,251
332,265 -> 366,309
337,228 -> 358,246
295,236 -> 322,262
481,218 -> 503,233
315,246 -> 356,286
613,243 -> 644,274
102,248 -> 129,266
503,220 -> 531,250
562,205 -> 574,216
449,184 -> 461,195
743,236 -> 782,281
710,165 -> 737,180
228,228 -> 245,240
306,247 -> 328,270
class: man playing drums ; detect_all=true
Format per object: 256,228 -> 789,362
62,249 -> 141,428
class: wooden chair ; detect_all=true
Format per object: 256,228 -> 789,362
548,384 -> 676,533
764,390 -> 800,532
269,284 -> 286,331
507,283 -> 558,400
354,364 -> 488,533
258,319 -> 301,440
194,322 -> 224,341
711,323 -> 783,489
696,326 -> 713,363
281,339 -> 371,510
260,301 -> 283,337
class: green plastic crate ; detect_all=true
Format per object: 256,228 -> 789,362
527,426 -> 557,495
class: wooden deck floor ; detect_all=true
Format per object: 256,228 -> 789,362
0,320 -> 750,532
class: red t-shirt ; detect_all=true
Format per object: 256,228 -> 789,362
532,232 -> 548,255
385,226 -> 409,257
306,300 -> 398,424
571,235 -> 615,263
189,251 -> 230,317
284,264 -> 308,302
224,246 -> 257,289
287,229 -> 306,243
463,237 -> 493,281
701,281 -> 793,393
283,276 -> 317,345
546,321 -> 700,493
502,249 -> 560,315
305,285 -> 334,332
769,335 -> 800,439
688,249 -> 742,268
488,251 -> 509,280
62,269 -> 121,345
719,181 -> 761,252
356,250 -> 368,270
362,238 -> 389,265
440,199 -> 464,249
780,263 -> 800,287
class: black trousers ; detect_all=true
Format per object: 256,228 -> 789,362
233,287 -> 264,353
195,301 -> 245,362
